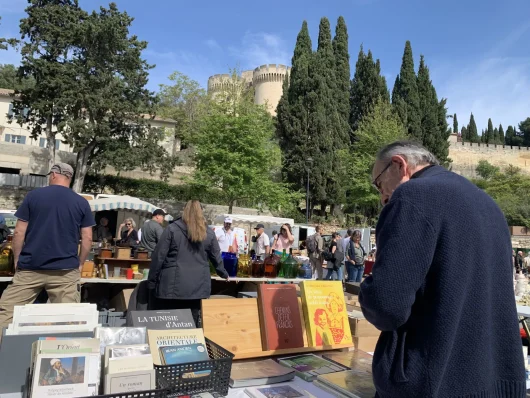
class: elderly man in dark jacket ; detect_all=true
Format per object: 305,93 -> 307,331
147,217 -> 228,327
360,141 -> 525,398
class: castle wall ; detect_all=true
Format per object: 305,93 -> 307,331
253,64 -> 290,116
449,141 -> 530,177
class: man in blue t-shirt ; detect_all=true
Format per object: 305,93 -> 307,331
0,163 -> 95,328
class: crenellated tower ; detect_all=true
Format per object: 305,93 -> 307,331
253,64 -> 291,116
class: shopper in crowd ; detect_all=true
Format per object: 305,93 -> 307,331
93,217 -> 113,242
346,230 -> 366,283
139,209 -> 166,257
272,223 -> 294,255
524,251 -> 530,274
148,200 -> 229,327
342,229 -> 353,281
516,250 -> 524,273
307,226 -> 324,279
215,216 -> 238,253
117,218 -> 139,247
0,163 -> 95,328
253,223 -> 270,257
0,215 -> 9,243
324,232 -> 342,280
360,141 -> 525,397
271,230 -> 278,249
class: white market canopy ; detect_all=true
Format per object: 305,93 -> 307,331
88,196 -> 159,217
213,213 -> 294,226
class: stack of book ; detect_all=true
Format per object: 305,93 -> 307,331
103,344 -> 155,393
313,371 -> 376,398
148,328 -> 209,367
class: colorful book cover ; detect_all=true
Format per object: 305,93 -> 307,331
230,359 -> 295,387
160,343 -> 209,365
299,281 -> 352,347
277,353 -> 349,382
322,351 -> 373,373
257,284 -> 304,350
316,370 -> 376,398
148,328 -> 207,365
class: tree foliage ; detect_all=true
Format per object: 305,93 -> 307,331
465,112 -> 479,142
499,124 -> 505,145
332,16 -> 350,132
453,113 -> 458,135
475,159 -> 499,180
0,64 -> 34,90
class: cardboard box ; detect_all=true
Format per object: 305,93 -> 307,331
349,316 -> 380,337
510,226 -> 530,236
354,336 -> 379,352
110,288 -> 134,311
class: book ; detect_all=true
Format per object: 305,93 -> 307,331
244,383 -> 311,398
322,351 -> 373,373
126,309 -> 196,329
230,359 -> 295,388
31,353 -> 90,398
277,353 -> 349,382
299,281 -> 352,347
257,284 -> 304,350
94,327 -> 147,355
107,355 -> 154,374
104,344 -> 151,371
147,328 -> 207,365
104,369 -> 156,394
315,371 -> 376,398
160,343 -> 209,365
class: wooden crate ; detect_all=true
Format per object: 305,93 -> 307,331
114,247 -> 131,259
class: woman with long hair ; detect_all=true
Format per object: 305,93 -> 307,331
148,200 -> 229,326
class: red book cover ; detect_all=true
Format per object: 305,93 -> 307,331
257,284 -> 305,351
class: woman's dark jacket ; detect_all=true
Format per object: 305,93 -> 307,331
147,218 -> 228,300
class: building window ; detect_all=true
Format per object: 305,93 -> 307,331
39,138 -> 46,148
4,134 -> 26,144
55,139 -> 60,150
7,103 -> 13,118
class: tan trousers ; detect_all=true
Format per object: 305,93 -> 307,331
0,269 -> 81,328
310,257 -> 324,280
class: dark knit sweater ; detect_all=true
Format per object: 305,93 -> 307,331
359,166 -> 526,398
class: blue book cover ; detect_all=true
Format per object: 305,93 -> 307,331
159,343 -> 209,365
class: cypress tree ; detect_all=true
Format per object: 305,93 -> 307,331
436,97 -> 450,164
350,46 -> 389,133
453,113 -> 458,135
468,113 -> 479,142
499,124 -> 505,145
392,41 -> 421,140
461,126 -> 468,141
493,127 -> 499,144
486,118 -> 494,143
332,16 -> 350,133
505,125 -> 515,146
276,21 -> 313,191
417,56 -> 438,152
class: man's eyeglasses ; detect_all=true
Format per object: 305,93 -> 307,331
372,161 -> 393,192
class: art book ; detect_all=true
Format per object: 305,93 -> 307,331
160,343 -> 209,365
148,328 -> 207,365
230,359 -> 295,388
94,327 -> 147,355
244,383 -> 311,398
322,351 -> 373,373
277,353 -> 349,382
314,371 -> 376,398
299,281 -> 352,347
257,284 -> 304,350
31,353 -> 90,398
104,369 -> 156,394
126,309 -> 196,329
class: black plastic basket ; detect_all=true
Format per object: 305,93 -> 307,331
79,389 -> 168,398
155,338 -> 234,397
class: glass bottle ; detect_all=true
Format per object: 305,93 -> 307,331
237,253 -> 251,277
298,261 -> 313,279
0,235 -> 14,276
277,249 -> 288,277
251,255 -> 264,278
283,248 -> 299,279
263,253 -> 279,278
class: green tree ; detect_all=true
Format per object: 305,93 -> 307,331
392,41 -> 421,140
157,71 -> 208,152
192,95 -> 299,214
493,127 -> 499,144
0,64 -> 34,90
475,159 -> 499,180
453,113 -> 458,135
505,125 -> 515,146
349,46 -> 389,133
467,113 -> 479,142
332,16 -> 350,132
499,124 -> 505,145
486,118 -> 494,144
10,0 -> 86,172
461,125 -> 468,141
519,117 -> 530,147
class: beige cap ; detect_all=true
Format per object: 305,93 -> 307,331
48,163 -> 74,179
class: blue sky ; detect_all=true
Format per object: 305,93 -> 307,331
1,0 -> 529,132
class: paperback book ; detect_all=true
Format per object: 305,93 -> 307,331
244,383 -> 311,398
314,370 -> 376,398
277,353 -> 349,382
147,328 -> 207,365
127,309 -> 196,329
230,359 -> 295,388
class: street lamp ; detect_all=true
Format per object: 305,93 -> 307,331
306,157 -> 313,224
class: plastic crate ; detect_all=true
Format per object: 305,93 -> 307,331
99,310 -> 108,325
107,311 -> 127,327
155,338 -> 234,396
79,389 -> 168,398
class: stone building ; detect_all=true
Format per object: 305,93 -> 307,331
207,64 -> 291,116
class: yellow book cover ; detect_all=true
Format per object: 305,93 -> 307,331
299,281 -> 352,347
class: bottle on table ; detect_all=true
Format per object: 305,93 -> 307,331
263,253 -> 279,278
284,248 -> 299,278
0,235 -> 14,275
251,255 -> 265,278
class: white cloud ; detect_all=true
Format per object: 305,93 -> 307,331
228,31 -> 290,69
204,39 -> 221,51
438,57 -> 530,132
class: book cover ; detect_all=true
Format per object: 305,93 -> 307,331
127,309 -> 196,329
257,284 -> 304,350
104,344 -> 151,370
299,281 -> 352,347
244,383 -> 310,398
94,327 -> 147,355
104,369 -> 156,394
322,351 -> 373,373
160,343 -> 209,365
148,328 -> 207,365
230,359 -> 295,388
107,355 -> 153,374
316,371 -> 376,398
31,353 -> 90,398
277,353 -> 349,382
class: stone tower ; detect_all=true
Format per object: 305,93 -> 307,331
253,64 -> 291,116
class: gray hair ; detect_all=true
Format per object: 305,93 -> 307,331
346,228 -> 353,237
376,140 -> 439,168
124,218 -> 136,229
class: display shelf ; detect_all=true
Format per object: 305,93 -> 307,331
212,276 -> 310,283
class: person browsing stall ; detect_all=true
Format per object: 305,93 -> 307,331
140,209 -> 166,256
253,223 -> 270,257
215,217 -> 238,253
272,223 -> 294,255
